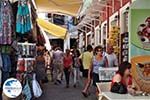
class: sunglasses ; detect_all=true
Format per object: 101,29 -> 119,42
97,49 -> 102,52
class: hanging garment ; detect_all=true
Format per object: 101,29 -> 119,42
1,54 -> 11,72
0,53 -> 3,68
17,58 -> 25,72
1,46 -> 11,54
2,71 -> 9,84
16,0 -> 32,34
0,69 -> 2,88
0,0 -> 14,44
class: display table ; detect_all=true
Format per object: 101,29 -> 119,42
102,92 -> 150,100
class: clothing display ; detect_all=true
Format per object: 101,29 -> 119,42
0,0 -> 14,45
16,0 -> 32,34
17,58 -> 35,72
0,46 -> 11,54
1,54 -> 11,72
0,0 -> 38,99
18,43 -> 36,57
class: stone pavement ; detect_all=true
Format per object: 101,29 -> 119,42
37,79 -> 97,100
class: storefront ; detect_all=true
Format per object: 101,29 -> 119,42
0,0 -> 43,99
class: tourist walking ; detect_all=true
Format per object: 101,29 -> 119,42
80,45 -> 93,97
63,49 -> 73,88
52,47 -> 64,85
35,50 -> 46,89
89,45 -> 108,96
72,48 -> 81,87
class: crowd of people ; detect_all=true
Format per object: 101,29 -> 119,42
35,44 -> 137,98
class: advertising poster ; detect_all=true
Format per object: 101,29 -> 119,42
129,0 -> 150,92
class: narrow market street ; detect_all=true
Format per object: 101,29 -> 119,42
37,79 -> 96,100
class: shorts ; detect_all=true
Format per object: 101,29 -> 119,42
93,73 -> 100,86
82,69 -> 88,78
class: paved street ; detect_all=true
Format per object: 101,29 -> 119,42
37,78 -> 97,100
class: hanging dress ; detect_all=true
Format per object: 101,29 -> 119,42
16,0 -> 31,34
0,0 -> 13,45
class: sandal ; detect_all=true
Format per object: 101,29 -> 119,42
82,91 -> 88,97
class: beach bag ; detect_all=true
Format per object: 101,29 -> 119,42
22,80 -> 32,100
32,74 -> 42,98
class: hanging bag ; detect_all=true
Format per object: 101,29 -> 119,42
32,74 -> 42,98
22,80 -> 32,100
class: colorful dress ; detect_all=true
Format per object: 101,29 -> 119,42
16,0 -> 31,34
0,0 -> 14,44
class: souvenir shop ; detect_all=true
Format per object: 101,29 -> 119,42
0,0 -> 45,99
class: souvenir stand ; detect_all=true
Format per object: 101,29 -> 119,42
0,0 -> 41,99
16,42 -> 36,99
14,0 -> 40,99
0,0 -> 15,96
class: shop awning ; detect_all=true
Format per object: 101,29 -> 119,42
37,18 -> 67,39
35,0 -> 83,16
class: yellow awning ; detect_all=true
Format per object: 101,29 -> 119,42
37,18 -> 67,39
35,0 -> 83,16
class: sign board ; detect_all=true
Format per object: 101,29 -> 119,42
129,0 -> 150,92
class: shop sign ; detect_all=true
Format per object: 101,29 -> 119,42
3,78 -> 22,98
129,0 -> 150,92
